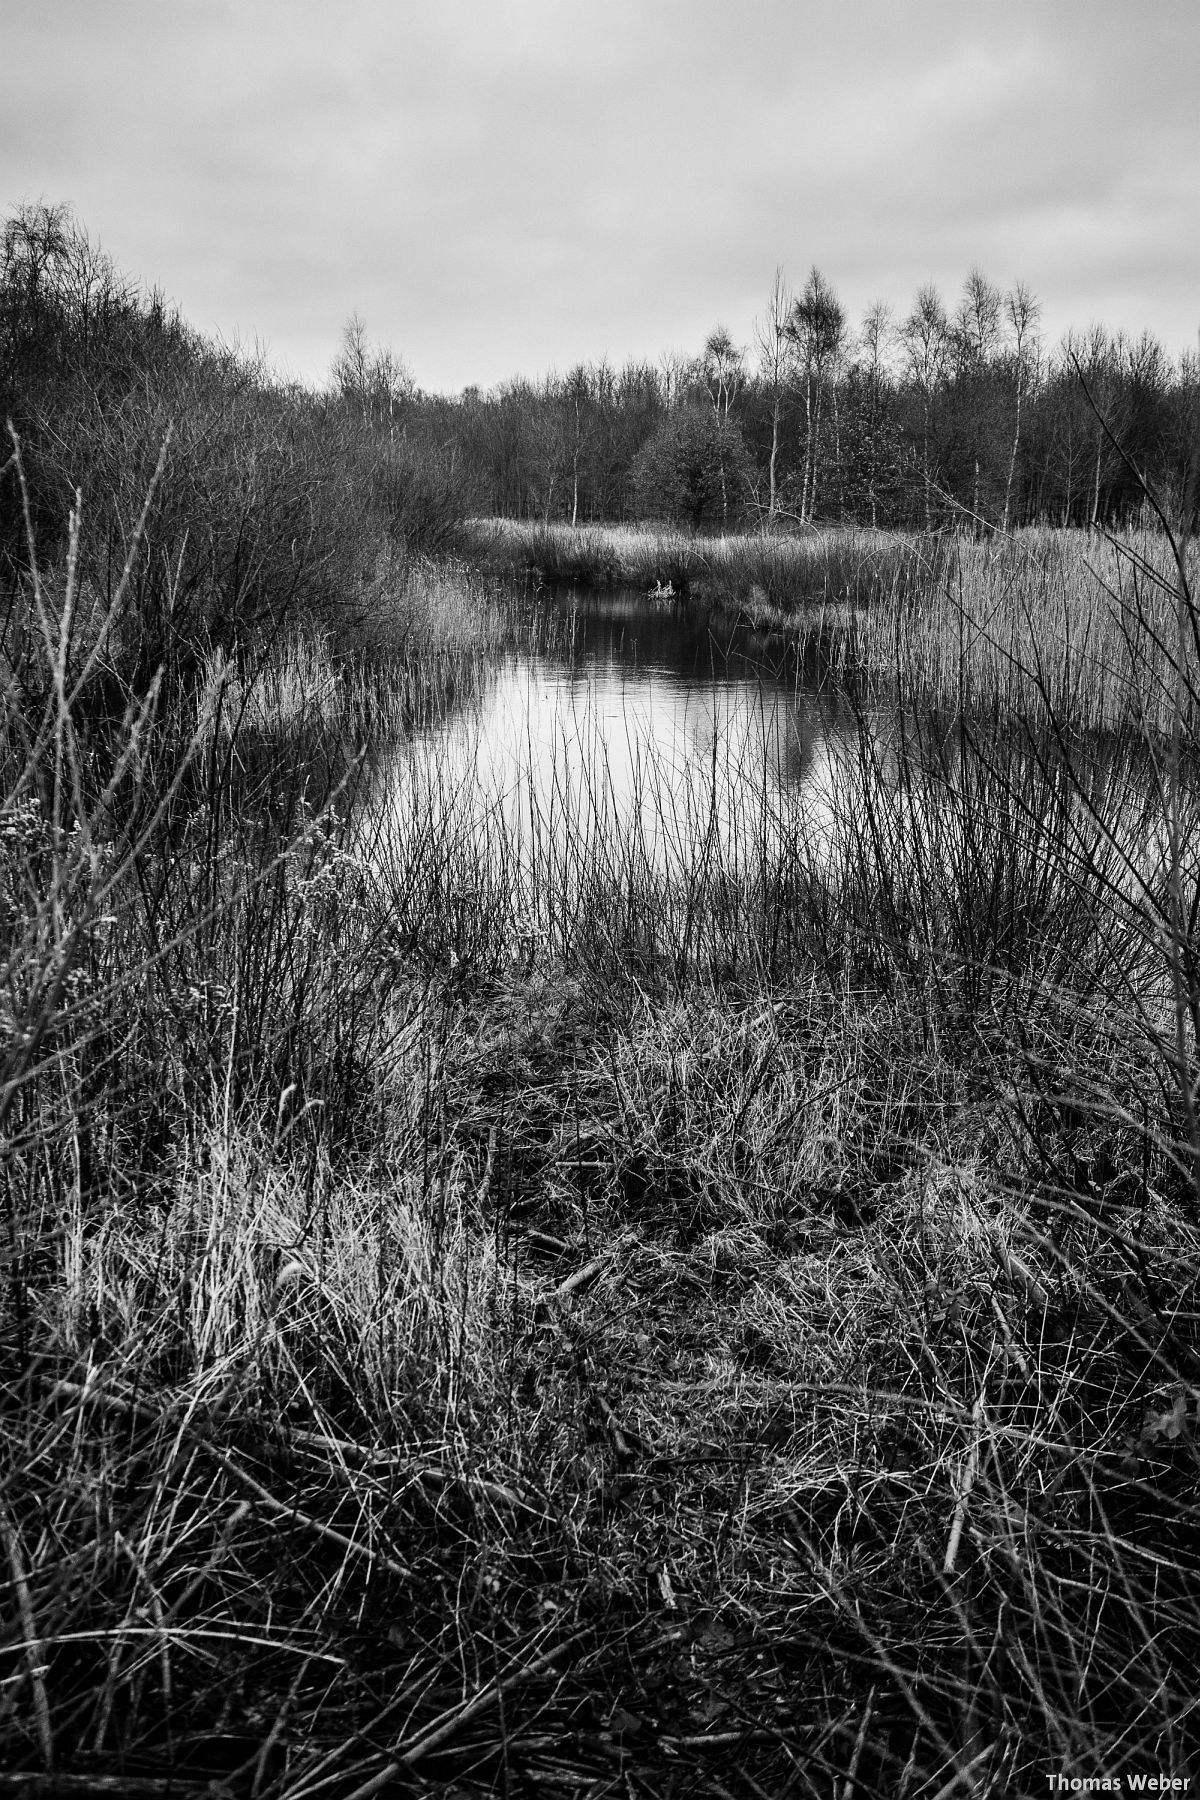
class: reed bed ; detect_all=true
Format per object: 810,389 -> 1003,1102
821,528 -> 1200,737
470,517 -> 1200,738
2,472 -> 1200,1796
467,515 -> 931,611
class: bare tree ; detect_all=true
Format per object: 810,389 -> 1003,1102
565,363 -> 590,527
754,266 -> 795,525
332,314 -> 414,431
787,267 -> 845,523
658,348 -> 690,412
1002,280 -> 1041,533
952,269 -> 1004,526
901,283 -> 950,530
1,200 -> 72,301
857,300 -> 894,529
953,267 -> 1004,371
701,324 -> 745,526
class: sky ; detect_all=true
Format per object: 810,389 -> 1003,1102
3,0 -> 1198,396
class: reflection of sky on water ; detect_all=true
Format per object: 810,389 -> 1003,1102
378,593 -> 857,877
369,590 -> 1188,946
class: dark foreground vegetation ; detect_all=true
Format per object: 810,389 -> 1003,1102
2,204 -> 1200,1797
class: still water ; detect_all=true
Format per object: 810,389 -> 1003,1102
359,586 -> 1180,969
378,590 -> 862,882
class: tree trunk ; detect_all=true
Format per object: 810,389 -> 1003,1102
768,394 -> 780,522
1002,370 -> 1023,534
572,394 -> 581,526
810,378 -> 825,521
831,381 -> 841,514
800,374 -> 813,524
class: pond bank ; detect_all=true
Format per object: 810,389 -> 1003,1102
464,514 -> 931,610
6,524 -> 1200,1796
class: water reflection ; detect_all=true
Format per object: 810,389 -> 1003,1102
366,585 -> 1191,968
377,589 -> 855,875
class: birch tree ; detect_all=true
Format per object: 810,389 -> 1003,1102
953,269 -> 1004,525
857,301 -> 893,529
1002,280 -> 1041,533
754,267 -> 795,525
787,268 -> 845,523
901,284 -> 950,531
701,324 -> 745,527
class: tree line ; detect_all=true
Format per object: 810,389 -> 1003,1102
4,199 -> 1197,585
1,203 -> 464,685
389,266 -> 1198,532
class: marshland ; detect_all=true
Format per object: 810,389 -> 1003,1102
2,204 -> 1200,1797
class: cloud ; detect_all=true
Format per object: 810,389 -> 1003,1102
3,0 -> 1198,390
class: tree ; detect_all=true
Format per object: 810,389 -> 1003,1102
901,283 -> 950,528
856,301 -> 894,529
701,324 -> 746,526
1002,280 -> 1041,532
631,405 -> 753,529
754,267 -> 795,525
787,268 -> 845,523
953,267 -> 1004,372
564,364 -> 592,526
332,314 -> 414,431
952,269 -> 1005,526
658,347 -> 691,411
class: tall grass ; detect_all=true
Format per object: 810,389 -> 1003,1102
471,516 -> 1200,738
3,445 -> 1200,1795
467,514 -> 938,610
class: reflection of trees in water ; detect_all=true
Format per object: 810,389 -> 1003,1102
377,589 -> 1193,884
830,703 -> 1190,894
671,681 -> 843,794
550,591 -> 742,683
549,590 -> 869,801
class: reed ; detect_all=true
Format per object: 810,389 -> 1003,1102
466,514 -> 933,608
3,454 -> 1199,1795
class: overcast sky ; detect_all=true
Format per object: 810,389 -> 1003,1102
4,0 -> 1198,394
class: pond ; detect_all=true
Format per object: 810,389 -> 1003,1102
356,580 -> 1187,986
376,588 -> 865,891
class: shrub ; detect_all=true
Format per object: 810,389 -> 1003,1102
630,404 -> 754,529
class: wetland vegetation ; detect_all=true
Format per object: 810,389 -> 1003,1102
2,202 -> 1199,1797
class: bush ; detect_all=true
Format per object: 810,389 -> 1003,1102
1,202 -> 469,698
630,404 -> 754,528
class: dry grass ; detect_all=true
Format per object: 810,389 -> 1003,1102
469,517 -> 1200,736
466,515 -> 926,611
3,468 -> 1199,1795
9,961 -> 1197,1794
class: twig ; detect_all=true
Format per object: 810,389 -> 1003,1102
658,1729 -> 781,1748
943,1391 -> 986,1575
554,1254 -> 612,1301
0,1782 -> 223,1797
841,1685 -> 876,1800
283,1426 -> 536,1512
0,1500 -> 53,1771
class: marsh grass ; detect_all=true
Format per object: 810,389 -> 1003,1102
474,517 -> 1200,739
3,454 -> 1200,1796
467,515 -> 935,610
